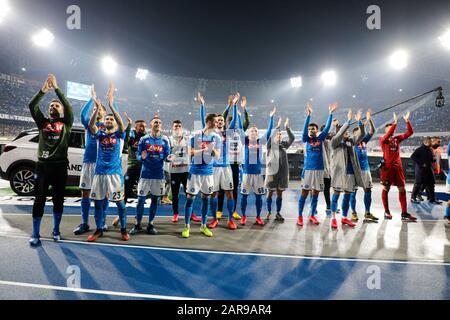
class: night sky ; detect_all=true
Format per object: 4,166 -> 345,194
6,0 -> 450,80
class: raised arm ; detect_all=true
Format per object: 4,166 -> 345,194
124,112 -> 132,147
380,113 -> 398,144
81,85 -> 97,128
222,95 -> 234,121
302,103 -> 313,143
29,78 -> 48,127
285,119 -> 295,149
198,92 -> 206,128
363,111 -> 376,143
48,74 -> 73,127
396,112 -> 414,142
263,108 -> 276,142
240,96 -> 250,131
89,102 -> 100,135
81,99 -> 94,129
350,111 -> 366,145
318,103 -> 337,141
107,82 -> 125,133
331,109 -> 351,149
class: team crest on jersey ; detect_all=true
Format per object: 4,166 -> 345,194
81,183 -> 86,188
91,193 -> 96,197
42,121 -> 64,133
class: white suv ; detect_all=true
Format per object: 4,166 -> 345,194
0,127 -> 128,196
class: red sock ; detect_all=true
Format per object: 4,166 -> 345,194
382,189 -> 389,213
399,191 -> 407,214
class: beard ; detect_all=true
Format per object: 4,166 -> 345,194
105,124 -> 115,130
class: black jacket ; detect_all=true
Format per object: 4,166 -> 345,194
410,144 -> 435,184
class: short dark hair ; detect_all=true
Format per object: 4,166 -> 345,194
135,120 -> 145,124
308,123 -> 318,130
173,120 -> 182,125
352,127 -> 360,134
385,123 -> 393,128
205,113 -> 217,124
105,113 -> 115,118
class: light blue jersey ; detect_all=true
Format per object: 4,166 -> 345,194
94,130 -> 125,175
242,116 -> 274,175
81,99 -> 105,163
137,134 -> 171,180
302,114 -> 332,171
355,134 -> 372,171
189,130 -> 222,176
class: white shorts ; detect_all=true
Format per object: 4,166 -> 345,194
79,162 -> 96,190
186,174 -> 214,195
91,174 -> 124,201
241,174 -> 266,195
213,166 -> 234,192
332,174 -> 358,193
301,170 -> 325,192
446,179 -> 450,194
137,178 -> 166,197
360,170 -> 373,190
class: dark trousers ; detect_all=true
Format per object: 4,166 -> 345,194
412,183 -> 435,201
218,164 -> 240,212
171,172 -> 189,214
324,177 -> 331,209
32,162 -> 68,218
124,166 -> 141,203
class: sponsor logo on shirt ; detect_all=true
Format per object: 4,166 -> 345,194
146,144 -> 164,153
42,121 -> 64,133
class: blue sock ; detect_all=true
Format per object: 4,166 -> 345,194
342,193 -> 351,217
255,195 -> 262,218
81,198 -> 91,225
298,195 -> 307,217
102,198 -> 109,225
94,200 -> 104,231
32,217 -> 42,238
184,197 -> 194,226
116,201 -> 127,229
227,198 -> 234,220
136,196 -> 146,225
350,192 -> 357,213
445,206 -> 450,218
364,190 -> 372,213
267,197 -> 273,214
276,197 -> 282,214
53,212 -> 62,234
331,194 -> 340,213
201,197 -> 210,225
310,195 -> 318,217
241,194 -> 248,217
149,195 -> 159,223
210,197 -> 218,219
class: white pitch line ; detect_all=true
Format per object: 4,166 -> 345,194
0,280 -> 205,300
0,232 -> 448,267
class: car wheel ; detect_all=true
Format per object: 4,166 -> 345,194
10,166 -> 35,196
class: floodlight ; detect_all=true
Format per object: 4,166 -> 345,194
0,0 -> 11,24
32,29 -> 55,48
136,68 -> 148,80
290,76 -> 302,88
389,49 -> 408,70
438,29 -> 450,50
102,56 -> 118,75
321,70 -> 337,86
